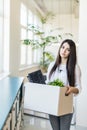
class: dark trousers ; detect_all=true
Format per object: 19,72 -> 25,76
49,113 -> 73,130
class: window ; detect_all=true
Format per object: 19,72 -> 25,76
0,0 -> 9,74
20,3 -> 42,68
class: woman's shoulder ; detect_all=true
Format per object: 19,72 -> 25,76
47,61 -> 55,71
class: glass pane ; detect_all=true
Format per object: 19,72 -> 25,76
28,10 -> 33,24
20,3 -> 27,26
20,45 -> 26,65
3,18 -> 9,72
0,0 -> 3,15
27,46 -> 32,64
33,48 -> 41,63
0,0 -> 9,73
38,18 -> 42,28
34,14 -> 38,26
28,30 -> 33,40
0,17 -> 3,72
37,48 -> 41,63
4,0 -> 10,17
21,28 -> 27,40
33,49 -> 37,63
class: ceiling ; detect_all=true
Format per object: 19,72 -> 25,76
33,0 -> 79,18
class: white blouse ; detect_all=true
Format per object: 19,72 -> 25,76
46,61 -> 82,93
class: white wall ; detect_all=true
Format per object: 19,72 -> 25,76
45,14 -> 79,43
76,0 -> 87,127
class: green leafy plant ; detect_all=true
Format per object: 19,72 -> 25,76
23,24 -> 59,72
48,79 -> 64,87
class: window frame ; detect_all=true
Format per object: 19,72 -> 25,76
20,3 -> 42,69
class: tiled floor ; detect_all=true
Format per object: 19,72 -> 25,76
20,114 -> 87,130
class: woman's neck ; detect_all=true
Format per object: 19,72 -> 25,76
61,58 -> 67,64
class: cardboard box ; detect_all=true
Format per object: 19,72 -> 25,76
24,82 -> 73,116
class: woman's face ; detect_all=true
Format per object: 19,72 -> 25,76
59,42 -> 70,59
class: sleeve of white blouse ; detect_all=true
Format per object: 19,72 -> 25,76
75,65 -> 82,94
45,62 -> 54,84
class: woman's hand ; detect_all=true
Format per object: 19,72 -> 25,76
65,86 -> 79,96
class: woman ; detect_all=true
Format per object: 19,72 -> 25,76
46,39 -> 81,130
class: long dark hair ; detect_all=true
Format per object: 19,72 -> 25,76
49,39 -> 77,86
